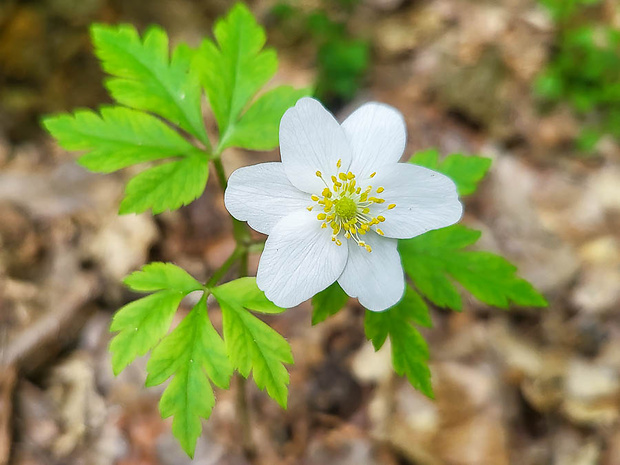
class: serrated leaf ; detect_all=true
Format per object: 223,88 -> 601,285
90,23 -> 209,147
219,86 -> 311,150
364,295 -> 433,398
42,106 -> 196,173
124,262 -> 203,293
311,282 -> 349,325
109,290 -> 184,375
410,149 -> 491,196
213,289 -> 293,408
146,298 -> 232,458
365,286 -> 431,351
194,3 -> 278,149
212,277 -> 285,314
399,224 -> 548,310
119,151 -> 209,215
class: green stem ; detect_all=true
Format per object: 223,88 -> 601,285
210,154 -> 256,459
212,157 -> 251,245
205,247 -> 244,289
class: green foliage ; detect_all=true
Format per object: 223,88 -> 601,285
399,225 -> 548,311
44,4 -> 307,215
311,281 -> 349,325
410,149 -> 492,196
213,279 -> 292,408
194,3 -> 310,152
271,1 -> 369,105
360,151 -> 546,397
118,151 -> 209,214
536,0 -> 620,152
110,262 -> 202,375
365,287 -> 433,397
91,23 -> 209,147
42,107 -> 196,173
112,266 -> 293,457
146,297 -> 232,458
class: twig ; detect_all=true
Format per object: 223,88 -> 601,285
0,364 -> 16,465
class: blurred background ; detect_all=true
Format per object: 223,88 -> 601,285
1,0 -> 620,464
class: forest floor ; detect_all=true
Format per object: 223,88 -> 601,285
1,0 -> 620,464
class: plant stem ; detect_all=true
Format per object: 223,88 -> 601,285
205,247 -> 244,289
237,375 -> 256,459
212,157 -> 251,245
211,155 -> 256,460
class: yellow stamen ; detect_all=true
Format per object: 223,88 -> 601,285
377,228 -> 384,236
388,204 -> 396,210
316,171 -> 322,177
317,213 -> 327,220
376,187 -> 384,193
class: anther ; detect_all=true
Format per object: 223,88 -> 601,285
365,245 -> 372,253
377,228 -> 384,236
388,204 -> 396,210
337,159 -> 342,168
370,172 -> 376,178
376,187 -> 384,193
311,194 -> 319,201
316,171 -> 322,177
307,206 -> 313,211
338,173 -> 347,181
377,216 -> 385,222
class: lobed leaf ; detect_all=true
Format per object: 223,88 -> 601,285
213,284 -> 293,408
109,290 -> 185,375
219,85 -> 311,150
212,277 -> 285,314
311,282 -> 349,325
91,23 -> 209,147
194,3 -> 309,151
124,262 -> 204,294
118,151 -> 209,215
364,287 -> 433,398
399,224 -> 548,311
146,298 -> 232,458
42,106 -> 196,173
410,149 -> 492,196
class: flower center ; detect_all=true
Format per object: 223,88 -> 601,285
334,197 -> 357,221
308,159 -> 396,252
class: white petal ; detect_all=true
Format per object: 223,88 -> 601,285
337,232 -> 404,311
256,209 -> 348,308
370,163 -> 463,239
342,102 -> 406,179
279,97 -> 353,193
224,162 -> 310,235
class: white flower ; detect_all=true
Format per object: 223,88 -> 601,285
224,97 -> 462,311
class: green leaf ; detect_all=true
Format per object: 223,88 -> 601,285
42,106 -> 196,173
213,287 -> 293,408
193,3 -> 278,149
410,149 -> 492,196
399,224 -> 548,311
109,290 -> 184,375
219,85 -> 311,150
124,262 -> 203,293
146,298 -> 232,458
364,289 -> 433,398
119,151 -> 209,215
311,282 -> 349,325
91,23 -> 209,147
212,277 -> 285,314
